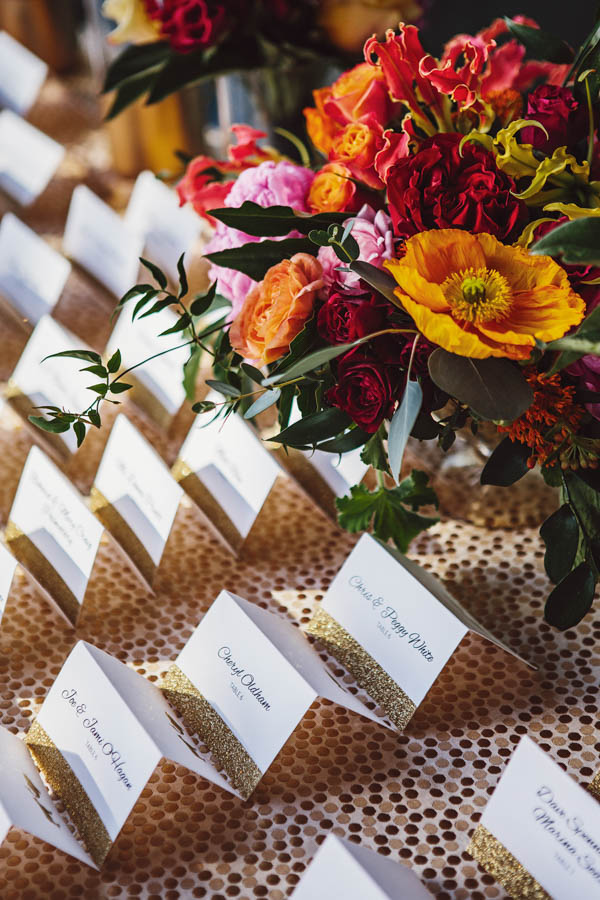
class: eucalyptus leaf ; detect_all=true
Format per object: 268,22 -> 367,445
244,389 -> 281,419
349,261 -> 403,307
262,341 -> 356,385
531,217 -> 600,266
205,379 -> 241,398
544,563 -> 596,630
428,350 -> 534,420
480,437 -> 531,486
388,381 -> 422,483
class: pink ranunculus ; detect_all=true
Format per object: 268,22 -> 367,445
205,160 -> 315,317
317,204 -> 393,293
568,356 -> 600,421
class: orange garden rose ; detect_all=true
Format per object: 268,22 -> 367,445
230,254 -> 323,364
308,163 -> 361,213
385,230 -> 585,360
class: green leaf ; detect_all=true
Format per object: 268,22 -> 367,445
209,202 -> 347,236
28,415 -> 71,434
103,42 -> 170,93
205,379 -> 241,398
132,289 -> 160,320
42,349 -> 101,364
388,381 -> 422,483
192,400 -> 217,413
80,364 -> 108,378
109,382 -> 132,393
540,504 -> 580,584
315,427 -> 371,453
480,437 -> 531,486
88,409 -> 101,428
140,257 -> 168,290
205,237 -> 315,280
263,341 -> 356,386
241,363 -> 264,384
73,420 -> 86,448
544,563 -> 596,630
183,347 -> 202,402
159,313 -> 191,336
361,426 -> 390,473
190,282 -> 217,317
504,18 -> 574,63
115,283 -> 157,311
107,349 -> 121,374
269,408 -> 352,448
308,228 -> 331,247
427,350 -> 534,420
139,297 -> 173,319
394,469 -> 439,509
177,253 -> 188,298
89,383 -> 108,396
542,305 -> 600,370
349,261 -> 403,308
531,217 -> 600,266
106,70 -> 161,119
244,389 -> 281,419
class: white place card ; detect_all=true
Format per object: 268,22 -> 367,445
0,542 -> 17,625
0,213 -> 71,325
6,446 -> 103,626
7,314 -> 94,455
307,533 -> 533,730
0,110 -> 64,205
91,414 -> 183,585
162,589 -> 392,799
63,185 -> 144,298
0,32 -> 47,115
468,735 -> 600,899
0,726 -> 93,867
291,834 -> 433,899
124,171 -> 202,283
106,304 -> 188,426
174,396 -> 283,549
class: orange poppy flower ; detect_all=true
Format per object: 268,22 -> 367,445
384,229 -> 585,360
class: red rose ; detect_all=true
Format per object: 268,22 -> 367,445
317,291 -> 388,344
326,348 -> 398,433
387,132 -> 527,241
521,86 -> 587,154
144,0 -> 229,53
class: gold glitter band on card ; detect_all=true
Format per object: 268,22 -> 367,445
162,664 -> 262,800
589,771 -> 600,799
89,486 -> 156,586
171,459 -> 244,553
25,720 -> 112,868
467,824 -> 550,899
306,607 -> 417,731
5,520 -> 80,626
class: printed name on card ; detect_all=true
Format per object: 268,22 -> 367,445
0,110 -> 64,206
91,415 -> 183,585
467,735 -> 600,899
307,533 -> 533,730
291,834 -> 433,900
5,446 -> 103,626
6,314 -> 94,456
0,32 -> 47,115
173,397 -> 284,551
0,213 -> 71,325
124,171 -> 202,283
0,542 -> 17,626
63,185 -> 144,298
106,305 -> 188,427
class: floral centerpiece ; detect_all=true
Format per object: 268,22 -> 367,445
39,14 -> 600,630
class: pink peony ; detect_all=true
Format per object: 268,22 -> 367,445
205,160 -> 315,317
317,205 -> 393,293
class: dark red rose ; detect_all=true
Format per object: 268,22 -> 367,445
317,291 -> 388,344
144,0 -> 229,53
533,218 -> 600,312
521,86 -> 587,154
326,348 -> 398,433
387,132 -> 527,241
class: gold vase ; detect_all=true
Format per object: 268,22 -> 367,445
0,0 -> 80,72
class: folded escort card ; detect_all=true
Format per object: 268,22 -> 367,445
306,533 -> 533,730
291,834 -> 433,900
0,541 -> 17,626
124,171 -> 202,284
106,305 -> 188,428
0,213 -> 71,326
90,414 -> 183,586
0,32 -> 47,115
5,446 -> 103,626
63,185 -> 144,299
161,589 -> 393,800
0,726 -> 93,866
6,314 -> 94,457
0,110 -> 64,206
467,735 -> 600,899
173,396 -> 284,552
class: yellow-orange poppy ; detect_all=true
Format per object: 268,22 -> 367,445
384,229 -> 585,360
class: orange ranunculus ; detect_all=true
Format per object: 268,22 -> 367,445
229,254 -> 323,365
308,163 -> 361,213
330,122 -> 383,189
384,230 -> 585,360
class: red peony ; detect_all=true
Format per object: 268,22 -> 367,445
317,291 -> 388,344
387,132 -> 527,241
326,348 -> 399,432
144,0 -> 230,53
521,85 -> 587,155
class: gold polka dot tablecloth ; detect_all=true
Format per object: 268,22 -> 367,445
0,75 -> 599,900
